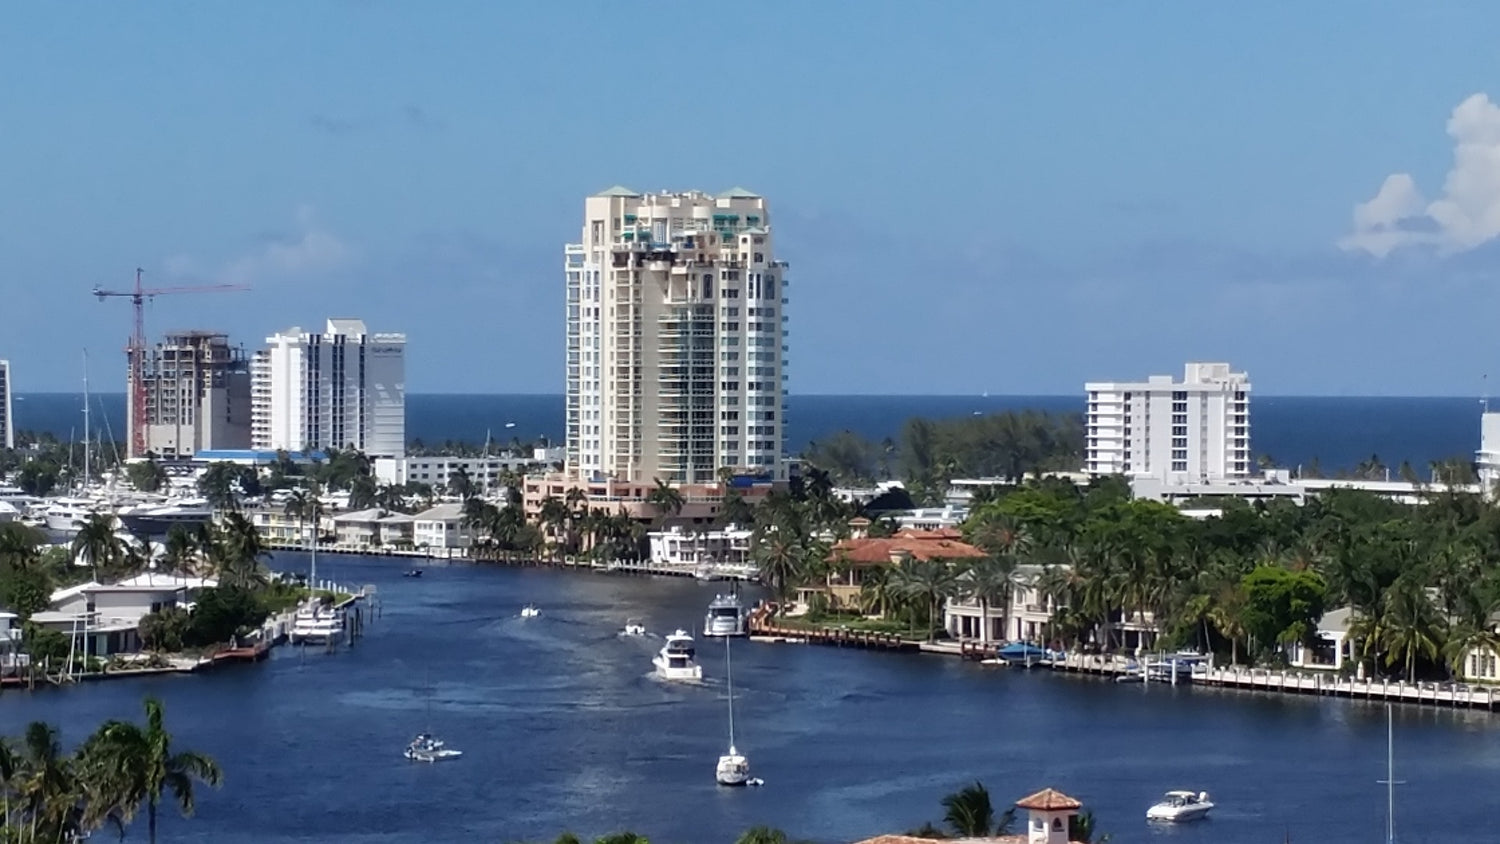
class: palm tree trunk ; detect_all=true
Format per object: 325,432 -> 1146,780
149,800 -> 157,844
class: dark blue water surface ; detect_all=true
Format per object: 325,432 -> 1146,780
11,392 -> 1488,473
0,554 -> 1493,843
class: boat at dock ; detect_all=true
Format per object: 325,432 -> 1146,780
703,591 -> 748,638
116,498 -> 213,536
1146,790 -> 1214,822
981,641 -> 1053,666
654,630 -> 703,682
289,604 -> 345,645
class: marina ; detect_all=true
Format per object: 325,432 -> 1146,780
1,555 -> 1495,844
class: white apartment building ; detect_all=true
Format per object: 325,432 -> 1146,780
565,187 -> 788,485
1477,411 -> 1500,497
136,331 -> 252,459
1084,362 -> 1251,482
372,449 -> 565,491
0,359 -> 12,449
251,319 -> 406,458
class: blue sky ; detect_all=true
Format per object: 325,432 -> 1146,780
6,2 -> 1500,396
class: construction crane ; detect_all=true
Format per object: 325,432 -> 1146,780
92,268 -> 249,458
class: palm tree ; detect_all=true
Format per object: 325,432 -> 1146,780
1069,808 -> 1111,844
72,513 -> 122,581
735,827 -> 813,844
13,721 -> 83,843
593,834 -> 650,844
1379,580 -> 1445,682
77,697 -> 222,843
538,496 -> 568,560
896,557 -> 959,642
941,781 -> 1000,836
752,529 -> 804,603
212,512 -> 269,589
960,555 -> 1018,644
646,478 -> 684,524
1444,620 -> 1500,680
162,524 -> 199,576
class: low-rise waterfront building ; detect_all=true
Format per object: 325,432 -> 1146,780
817,529 -> 985,610
373,450 -> 563,492
32,575 -> 215,657
944,564 -> 1057,644
648,524 -> 752,566
522,473 -> 775,525
411,503 -> 474,551
1287,607 -> 1355,672
331,508 -> 415,548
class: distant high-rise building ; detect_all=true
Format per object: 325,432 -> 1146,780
0,359 -> 13,449
132,331 -> 252,459
250,319 -> 406,458
1084,362 -> 1251,481
565,186 -> 788,484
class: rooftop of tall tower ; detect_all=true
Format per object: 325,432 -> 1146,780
593,185 -> 642,197
717,186 -> 760,198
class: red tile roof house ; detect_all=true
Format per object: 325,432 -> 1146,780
850,788 -> 1088,844
811,529 -> 987,611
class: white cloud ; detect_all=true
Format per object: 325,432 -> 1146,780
165,205 -> 354,285
1341,93 -> 1500,258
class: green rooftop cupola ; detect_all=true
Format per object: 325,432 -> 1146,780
716,186 -> 760,199
594,185 -> 642,197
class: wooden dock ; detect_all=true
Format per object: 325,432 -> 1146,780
748,607 -> 919,653
1024,651 -> 1500,711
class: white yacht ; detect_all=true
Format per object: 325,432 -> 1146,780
520,604 -> 540,619
289,604 -> 345,645
1146,790 -> 1214,822
622,618 -> 646,637
404,733 -> 462,763
715,637 -> 750,786
653,630 -> 703,682
704,592 -> 749,638
44,498 -> 98,534
116,498 -> 213,537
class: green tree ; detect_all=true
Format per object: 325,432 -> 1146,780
646,479 -> 684,524
940,780 -> 1014,837
76,697 -> 223,843
1238,566 -> 1327,654
71,513 -> 123,582
125,459 -> 168,493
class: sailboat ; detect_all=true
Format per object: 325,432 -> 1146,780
405,674 -> 462,763
715,637 -> 753,786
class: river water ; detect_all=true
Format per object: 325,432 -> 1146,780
1,554 -> 1493,844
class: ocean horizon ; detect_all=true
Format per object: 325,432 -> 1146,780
8,391 -> 1488,475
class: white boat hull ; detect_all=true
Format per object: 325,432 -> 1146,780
1147,801 -> 1214,822
652,656 -> 702,682
405,747 -> 463,763
716,751 -> 749,786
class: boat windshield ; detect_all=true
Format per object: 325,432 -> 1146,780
710,607 -> 741,618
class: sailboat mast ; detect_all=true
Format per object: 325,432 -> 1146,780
726,638 -> 735,748
82,350 -> 91,491
1386,703 -> 1395,844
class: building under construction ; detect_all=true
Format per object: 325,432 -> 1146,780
129,331 -> 252,459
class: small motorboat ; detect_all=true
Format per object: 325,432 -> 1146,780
404,733 -> 462,763
622,618 -> 646,636
520,604 -> 540,619
403,569 -> 423,578
1146,790 -> 1214,822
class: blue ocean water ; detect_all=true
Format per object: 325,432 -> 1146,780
10,392 -> 1485,473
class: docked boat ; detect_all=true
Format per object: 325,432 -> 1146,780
520,604 -> 540,618
622,617 -> 646,636
289,604 -> 345,645
703,591 -> 749,638
1146,790 -> 1214,822
116,498 -> 213,537
653,629 -> 703,682
44,498 -> 98,534
1145,652 -> 1210,682
716,636 -> 750,786
404,732 -> 462,763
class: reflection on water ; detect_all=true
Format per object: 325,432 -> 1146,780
0,554 -> 1496,843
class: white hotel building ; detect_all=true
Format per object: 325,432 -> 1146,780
1084,362 -> 1251,482
251,319 -> 407,458
565,187 -> 788,484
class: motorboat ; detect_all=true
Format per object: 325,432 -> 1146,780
289,604 -> 345,645
1144,652 -> 1210,683
116,498 -> 213,537
403,569 -> 423,578
995,641 -> 1052,665
653,629 -> 703,682
716,636 -> 750,786
404,733 -> 462,763
520,604 -> 540,619
703,591 -> 749,638
622,618 -> 646,637
1146,790 -> 1214,822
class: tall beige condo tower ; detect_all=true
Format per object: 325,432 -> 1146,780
565,187 -> 788,484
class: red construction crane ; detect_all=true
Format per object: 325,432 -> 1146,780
92,268 -> 249,458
